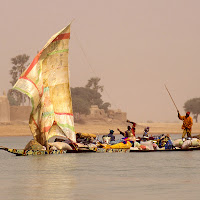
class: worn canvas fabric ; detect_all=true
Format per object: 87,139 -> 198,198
13,24 -> 76,145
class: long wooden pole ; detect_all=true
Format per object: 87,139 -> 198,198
165,84 -> 179,112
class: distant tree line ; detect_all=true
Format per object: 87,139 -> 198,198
71,77 -> 111,117
8,54 -> 30,106
8,54 -> 111,118
11,55 -> 200,123
184,98 -> 200,123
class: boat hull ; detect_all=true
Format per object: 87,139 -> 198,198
96,148 -> 130,153
0,147 -> 131,155
0,147 -> 96,156
1,146 -> 200,156
0,147 -> 68,156
130,146 -> 200,152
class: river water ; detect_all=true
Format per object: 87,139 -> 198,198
0,135 -> 200,200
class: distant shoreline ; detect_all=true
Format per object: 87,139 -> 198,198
0,122 -> 199,137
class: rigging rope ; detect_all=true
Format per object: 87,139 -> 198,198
72,29 -> 118,110
72,28 -> 155,129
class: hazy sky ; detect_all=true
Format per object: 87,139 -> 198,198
1,0 -> 200,122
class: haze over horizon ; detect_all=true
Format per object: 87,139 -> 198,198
0,0 -> 200,123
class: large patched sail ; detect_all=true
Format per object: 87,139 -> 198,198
13,24 -> 76,145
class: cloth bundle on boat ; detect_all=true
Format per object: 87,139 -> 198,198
130,141 -> 155,151
173,139 -> 183,148
76,132 -> 96,139
103,141 -> 132,149
129,134 -> 174,151
102,136 -> 111,144
76,132 -> 96,144
140,141 -> 154,150
48,142 -> 73,150
191,138 -> 200,147
181,140 -> 192,150
173,138 -> 200,149
153,134 -> 174,150
24,139 -> 46,150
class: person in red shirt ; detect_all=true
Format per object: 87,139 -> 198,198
126,120 -> 136,137
117,120 -> 136,141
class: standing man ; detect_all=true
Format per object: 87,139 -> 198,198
126,120 -> 136,137
178,111 -> 193,139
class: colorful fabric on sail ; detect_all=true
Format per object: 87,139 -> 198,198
13,24 -> 76,145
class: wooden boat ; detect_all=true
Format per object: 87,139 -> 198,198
2,142 -> 200,156
1,24 -> 200,156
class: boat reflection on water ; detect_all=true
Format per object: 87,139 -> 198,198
27,155 -> 77,200
1,136 -> 200,200
0,148 -> 77,200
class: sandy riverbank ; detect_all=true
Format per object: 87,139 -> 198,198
0,121 -> 200,137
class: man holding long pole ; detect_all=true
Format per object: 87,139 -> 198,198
178,111 -> 193,139
165,85 -> 193,139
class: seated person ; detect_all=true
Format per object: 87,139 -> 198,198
143,127 -> 150,137
107,130 -> 115,141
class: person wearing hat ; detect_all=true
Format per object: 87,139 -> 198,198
178,111 -> 193,139
107,130 -> 115,141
